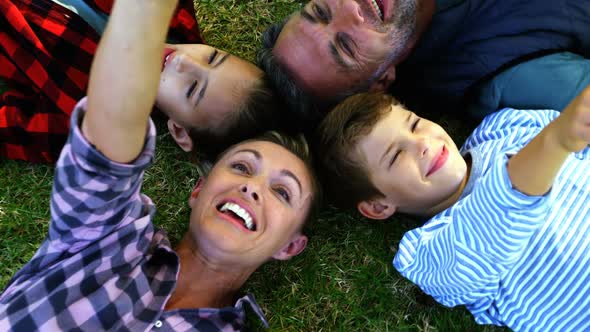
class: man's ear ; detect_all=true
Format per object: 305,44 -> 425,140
357,197 -> 396,220
167,119 -> 193,152
368,65 -> 396,92
272,234 -> 308,261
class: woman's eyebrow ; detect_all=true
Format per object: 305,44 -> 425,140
281,169 -> 303,197
231,148 -> 261,160
230,149 -> 303,196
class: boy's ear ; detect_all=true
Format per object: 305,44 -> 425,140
357,197 -> 396,220
368,65 -> 396,92
167,119 -> 193,152
272,234 -> 308,260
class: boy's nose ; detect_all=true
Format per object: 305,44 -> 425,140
415,137 -> 430,158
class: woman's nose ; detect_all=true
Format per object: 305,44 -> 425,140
240,183 -> 259,201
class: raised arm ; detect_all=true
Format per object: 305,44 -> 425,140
508,85 -> 590,195
82,0 -> 178,163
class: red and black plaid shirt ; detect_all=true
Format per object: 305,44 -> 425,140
0,0 -> 203,163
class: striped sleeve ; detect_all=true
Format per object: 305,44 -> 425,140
393,152 -> 551,313
462,108 -> 557,152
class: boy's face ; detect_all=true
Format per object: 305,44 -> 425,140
356,104 -> 467,217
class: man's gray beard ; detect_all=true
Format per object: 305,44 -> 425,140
387,0 -> 418,63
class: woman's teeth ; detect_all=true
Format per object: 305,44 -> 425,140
220,202 -> 254,230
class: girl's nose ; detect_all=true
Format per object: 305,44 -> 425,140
174,53 -> 202,74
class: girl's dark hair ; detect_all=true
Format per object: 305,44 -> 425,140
188,76 -> 283,160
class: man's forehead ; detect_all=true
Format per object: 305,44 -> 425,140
274,14 -> 357,96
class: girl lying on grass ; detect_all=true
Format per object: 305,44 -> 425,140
1,0 -> 279,163
0,0 -> 321,330
315,90 -> 590,331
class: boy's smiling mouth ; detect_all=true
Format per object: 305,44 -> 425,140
427,145 -> 448,177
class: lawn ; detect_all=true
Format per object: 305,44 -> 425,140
0,1 -> 507,331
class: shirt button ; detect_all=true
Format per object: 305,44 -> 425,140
154,320 -> 163,328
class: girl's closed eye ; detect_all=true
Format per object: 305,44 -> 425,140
208,49 -> 218,65
186,80 -> 198,99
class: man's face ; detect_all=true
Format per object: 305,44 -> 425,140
188,141 -> 313,268
357,104 -> 467,215
273,0 -> 417,99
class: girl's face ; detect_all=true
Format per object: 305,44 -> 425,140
157,44 -> 263,134
188,140 -> 314,268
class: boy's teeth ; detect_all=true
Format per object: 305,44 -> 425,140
220,202 -> 254,230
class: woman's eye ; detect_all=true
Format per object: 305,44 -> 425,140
313,4 -> 329,21
411,118 -> 420,132
208,49 -> 218,65
231,162 -> 250,174
274,187 -> 291,203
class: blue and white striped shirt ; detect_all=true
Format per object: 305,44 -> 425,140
394,108 -> 590,332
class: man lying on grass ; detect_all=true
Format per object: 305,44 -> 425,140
315,91 -> 590,331
0,0 -> 321,330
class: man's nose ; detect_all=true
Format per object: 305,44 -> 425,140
239,182 -> 260,202
334,0 -> 364,27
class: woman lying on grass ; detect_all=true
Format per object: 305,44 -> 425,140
0,0 -> 321,330
1,0 -> 279,163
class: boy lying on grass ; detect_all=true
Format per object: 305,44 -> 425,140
315,90 -> 590,332
0,0 -> 321,330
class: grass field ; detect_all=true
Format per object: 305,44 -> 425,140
0,1 -> 508,331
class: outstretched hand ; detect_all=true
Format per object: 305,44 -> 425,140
554,86 -> 590,153
84,0 -> 179,163
507,84 -> 590,196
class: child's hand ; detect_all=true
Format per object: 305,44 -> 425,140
554,86 -> 590,153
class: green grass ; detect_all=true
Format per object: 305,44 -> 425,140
0,1 -> 507,331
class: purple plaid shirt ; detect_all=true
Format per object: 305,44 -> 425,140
0,98 -> 268,331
